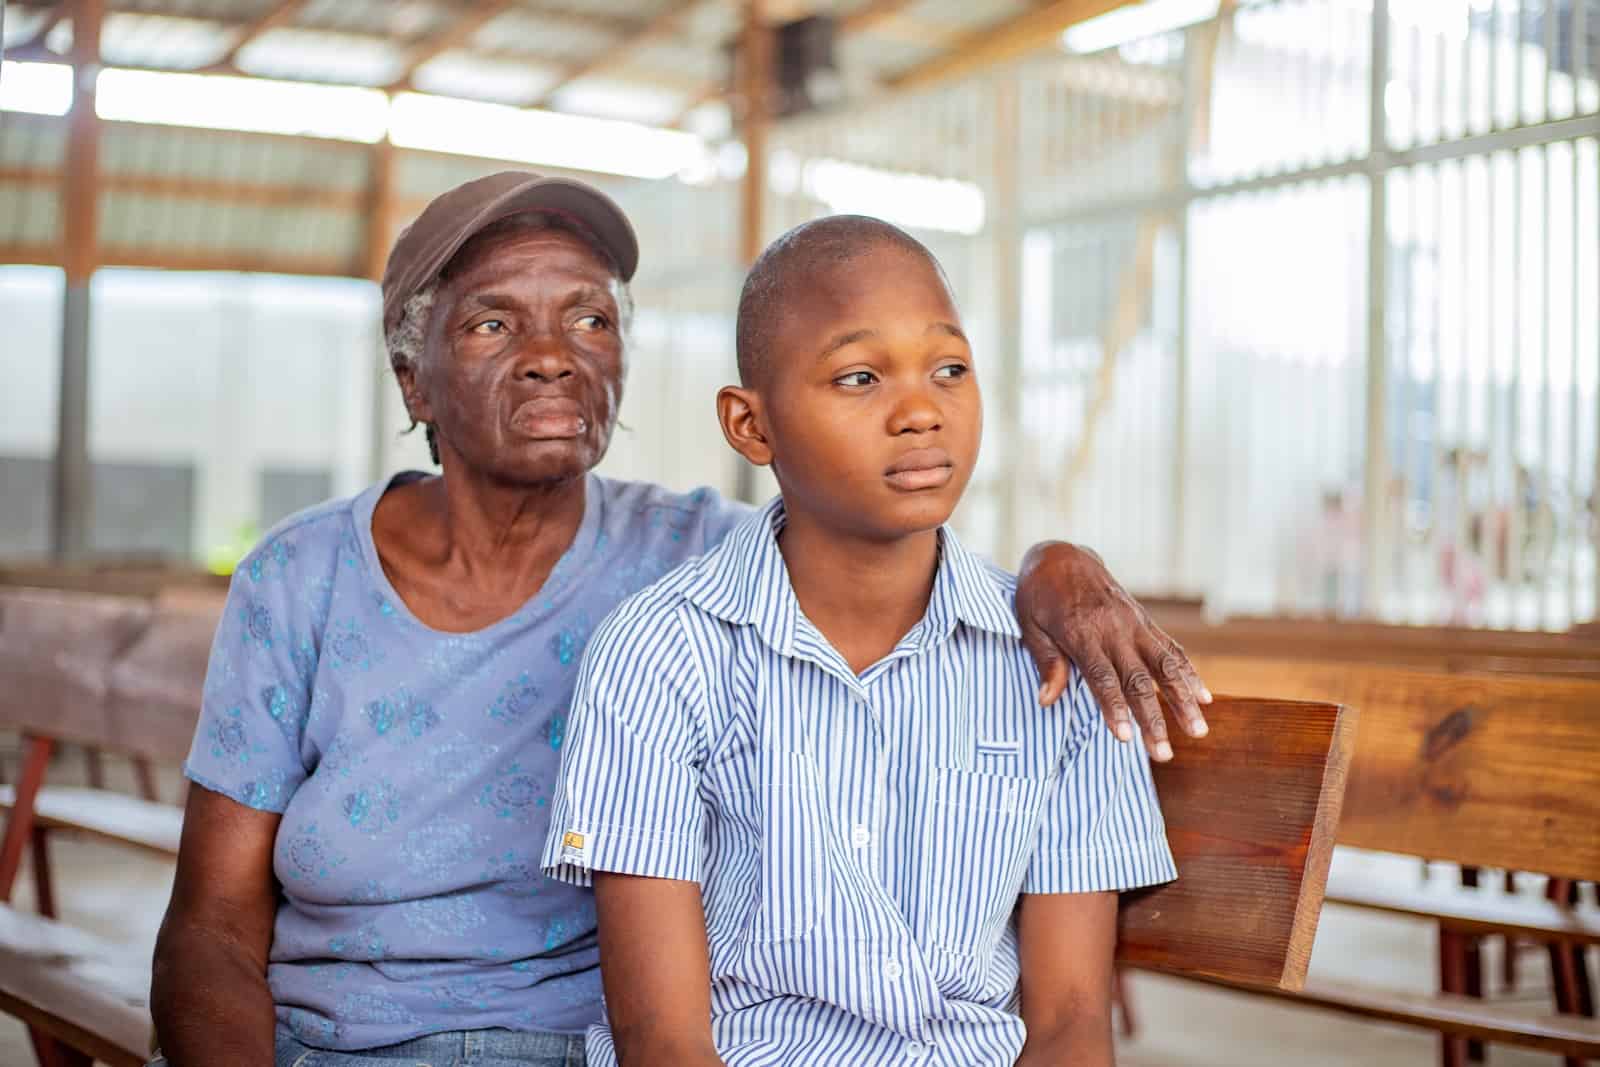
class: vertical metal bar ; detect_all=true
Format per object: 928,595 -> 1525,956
1463,0 -> 1476,139
1543,0 -> 1556,123
1592,137 -> 1600,620
1569,138 -> 1582,626
1515,0 -> 1526,127
1171,23 -> 1196,593
1509,147 -> 1524,626
1540,139 -> 1554,626
993,71 -> 1023,568
1461,157 -> 1475,596
734,0 -> 770,504
1577,0 -> 1590,116
1489,0 -> 1502,133
1430,160 -> 1446,622
1363,0 -> 1393,616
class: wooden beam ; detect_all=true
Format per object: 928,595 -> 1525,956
737,0 -> 772,266
886,0 -> 1139,93
0,165 -> 368,209
529,0 -> 703,109
0,241 -> 360,277
362,136 -> 395,282
840,0 -> 923,34
208,0 -> 311,71
388,0 -> 527,92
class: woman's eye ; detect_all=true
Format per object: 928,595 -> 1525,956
575,314 -> 609,331
835,371 -> 877,387
470,319 -> 506,335
934,363 -> 969,380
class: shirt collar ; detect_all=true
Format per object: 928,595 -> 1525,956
682,497 -> 1020,654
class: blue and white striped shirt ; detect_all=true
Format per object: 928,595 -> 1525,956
541,500 -> 1176,1066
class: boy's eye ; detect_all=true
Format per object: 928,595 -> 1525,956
934,363 -> 969,380
834,370 -> 877,387
470,319 -> 506,335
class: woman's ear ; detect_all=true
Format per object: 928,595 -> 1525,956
395,359 -> 434,427
717,386 -> 774,468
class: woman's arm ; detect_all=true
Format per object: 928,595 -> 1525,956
150,784 -> 283,1067
1014,891 -> 1120,1067
593,872 -> 725,1067
1015,542 -> 1211,761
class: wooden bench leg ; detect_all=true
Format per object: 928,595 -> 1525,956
30,825 -> 56,918
1502,871 -> 1519,991
0,735 -> 53,901
1456,868 -> 1487,1062
133,757 -> 160,803
82,745 -> 106,791
1440,928 -> 1471,1067
28,1027 -> 93,1067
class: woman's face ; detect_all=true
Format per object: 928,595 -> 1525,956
402,225 -> 628,488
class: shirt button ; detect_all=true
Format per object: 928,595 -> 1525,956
882,959 -> 904,980
905,1043 -> 929,1059
851,823 -> 871,847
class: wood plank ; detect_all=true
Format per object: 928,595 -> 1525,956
209,0 -> 313,71
1193,656 -> 1600,883
101,610 -> 217,766
1176,974 -> 1600,1057
0,906 -> 153,1067
529,0 -> 704,109
1116,696 -> 1355,991
1323,875 -> 1600,946
886,0 -> 1138,94
0,786 -> 182,857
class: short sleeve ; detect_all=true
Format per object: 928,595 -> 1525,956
541,595 -> 708,887
1022,672 -> 1178,894
183,536 -> 317,813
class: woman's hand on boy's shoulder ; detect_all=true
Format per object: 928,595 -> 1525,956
1015,540 -> 1210,762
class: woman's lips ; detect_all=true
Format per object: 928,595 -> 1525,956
510,396 -> 587,440
884,447 -> 954,491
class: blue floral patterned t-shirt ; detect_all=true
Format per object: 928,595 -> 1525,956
183,471 -> 747,1051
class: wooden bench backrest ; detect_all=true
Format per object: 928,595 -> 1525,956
0,588 -> 210,763
1193,655 -> 1600,883
1116,696 -> 1356,991
0,589 -> 153,745
1169,617 -> 1600,669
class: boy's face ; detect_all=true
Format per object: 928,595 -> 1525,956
721,242 -> 982,541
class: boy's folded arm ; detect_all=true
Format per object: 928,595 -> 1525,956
1014,890 -> 1120,1067
593,871 -> 727,1067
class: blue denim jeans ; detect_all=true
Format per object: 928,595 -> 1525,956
149,1028 -> 586,1067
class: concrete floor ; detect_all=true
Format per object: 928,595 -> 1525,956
2,755 -> 1593,1066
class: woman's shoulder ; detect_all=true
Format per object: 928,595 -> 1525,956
592,476 -> 750,551
229,484 -> 374,593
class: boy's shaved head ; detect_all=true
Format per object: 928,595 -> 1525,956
736,215 -> 947,387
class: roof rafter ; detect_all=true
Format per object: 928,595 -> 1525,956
388,0 -> 528,92
528,0 -> 704,110
885,0 -> 1139,93
208,0 -> 314,72
4,3 -> 68,61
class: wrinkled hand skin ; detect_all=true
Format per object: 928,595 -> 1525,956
1015,541 -> 1211,762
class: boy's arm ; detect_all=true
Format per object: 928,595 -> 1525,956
1014,890 -> 1120,1067
593,873 -> 725,1067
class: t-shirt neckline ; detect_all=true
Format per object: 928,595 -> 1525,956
351,469 -> 605,639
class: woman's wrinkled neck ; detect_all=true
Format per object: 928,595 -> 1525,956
433,462 -> 588,574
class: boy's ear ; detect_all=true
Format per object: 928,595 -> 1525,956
717,385 -> 774,468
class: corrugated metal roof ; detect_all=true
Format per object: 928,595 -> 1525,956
101,14 -> 233,69
238,28 -> 405,85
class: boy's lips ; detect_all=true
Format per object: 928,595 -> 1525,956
884,447 -> 954,491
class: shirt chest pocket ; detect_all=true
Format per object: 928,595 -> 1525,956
924,766 -> 1052,956
742,749 -> 831,943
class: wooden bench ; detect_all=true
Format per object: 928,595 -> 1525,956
0,589 -> 209,1067
1179,655 -> 1600,1063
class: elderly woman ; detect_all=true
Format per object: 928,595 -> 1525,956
149,172 -> 1209,1067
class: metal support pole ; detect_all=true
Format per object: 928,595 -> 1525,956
365,133 -> 396,484
53,0 -> 104,562
992,71 -> 1023,568
733,0 -> 771,504
1360,0 -> 1391,616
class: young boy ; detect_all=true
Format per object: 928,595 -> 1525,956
541,216 -> 1176,1066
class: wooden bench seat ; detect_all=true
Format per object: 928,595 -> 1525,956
0,784 -> 181,857
0,903 -> 153,1067
1182,974 -> 1600,1058
1324,871 -> 1600,946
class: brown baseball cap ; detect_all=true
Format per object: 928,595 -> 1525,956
381,170 -> 640,337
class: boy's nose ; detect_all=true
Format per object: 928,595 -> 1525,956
888,387 -> 942,435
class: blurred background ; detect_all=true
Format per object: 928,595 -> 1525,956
1,0 -> 1598,626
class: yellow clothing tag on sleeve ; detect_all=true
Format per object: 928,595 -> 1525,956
561,830 -> 590,866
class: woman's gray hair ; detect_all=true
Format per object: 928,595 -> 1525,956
382,210 -> 634,466
386,284 -> 443,463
